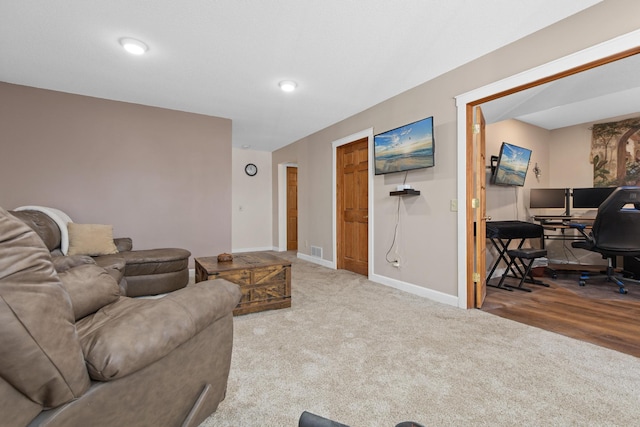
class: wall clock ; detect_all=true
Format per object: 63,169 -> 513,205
245,163 -> 258,176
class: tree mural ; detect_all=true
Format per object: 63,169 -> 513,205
591,117 -> 640,186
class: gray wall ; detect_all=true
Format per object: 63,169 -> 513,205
0,83 -> 232,263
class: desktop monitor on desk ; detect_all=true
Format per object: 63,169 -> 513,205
530,188 -> 571,215
529,188 -> 568,209
530,187 -> 617,217
572,187 -> 616,209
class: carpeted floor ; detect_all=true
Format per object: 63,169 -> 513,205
200,252 -> 640,427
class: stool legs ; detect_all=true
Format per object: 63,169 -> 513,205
495,253 -> 550,292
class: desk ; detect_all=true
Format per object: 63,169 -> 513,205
486,221 -> 544,283
532,216 -> 594,248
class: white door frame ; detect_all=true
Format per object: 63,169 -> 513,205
332,128 -> 374,274
455,29 -> 640,308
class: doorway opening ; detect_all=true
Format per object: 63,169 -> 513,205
456,31 -> 640,309
286,166 -> 298,251
278,162 -> 298,252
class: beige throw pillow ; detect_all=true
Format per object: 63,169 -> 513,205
67,223 -> 119,256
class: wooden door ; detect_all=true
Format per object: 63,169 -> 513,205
337,138 -> 368,276
286,166 -> 298,251
472,106 -> 487,307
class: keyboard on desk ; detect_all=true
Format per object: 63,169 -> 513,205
533,215 -> 572,219
533,215 -> 572,224
532,215 -> 595,225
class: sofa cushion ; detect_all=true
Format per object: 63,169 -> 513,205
67,223 -> 119,256
0,207 -> 90,407
124,270 -> 188,297
76,280 -> 241,381
96,248 -> 190,276
58,264 -> 121,320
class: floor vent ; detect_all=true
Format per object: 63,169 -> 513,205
311,246 -> 323,258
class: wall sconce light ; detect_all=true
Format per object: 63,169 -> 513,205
533,162 -> 541,179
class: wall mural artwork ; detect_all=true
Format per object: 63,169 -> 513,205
591,116 -> 640,187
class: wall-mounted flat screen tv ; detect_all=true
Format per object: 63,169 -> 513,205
492,142 -> 532,186
374,116 -> 435,175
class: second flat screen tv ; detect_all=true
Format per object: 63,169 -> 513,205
374,116 -> 435,175
492,142 -> 532,186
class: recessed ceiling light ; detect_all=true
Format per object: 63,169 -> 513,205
279,80 -> 297,92
119,38 -> 148,55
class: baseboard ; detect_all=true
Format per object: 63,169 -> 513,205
192,257 -> 455,306
232,246 -> 275,253
369,273 -> 458,307
297,252 -> 335,269
293,255 -> 457,306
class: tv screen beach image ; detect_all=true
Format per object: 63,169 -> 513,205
374,116 -> 434,174
494,143 -> 531,186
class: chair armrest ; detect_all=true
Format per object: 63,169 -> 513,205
566,222 -> 586,230
567,222 -> 595,246
567,222 -> 588,236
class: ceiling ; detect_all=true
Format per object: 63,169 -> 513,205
0,1 -> 602,152
481,52 -> 640,129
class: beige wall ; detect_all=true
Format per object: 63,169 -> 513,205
485,119 -> 590,269
485,119 -> 552,222
271,0 -> 640,300
232,148 -> 273,251
548,125 -> 594,189
0,82 -> 232,263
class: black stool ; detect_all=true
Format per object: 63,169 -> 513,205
495,248 -> 550,292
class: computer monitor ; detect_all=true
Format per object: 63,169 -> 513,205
529,188 -> 567,209
572,187 -> 616,208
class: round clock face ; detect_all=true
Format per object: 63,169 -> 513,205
245,163 -> 258,176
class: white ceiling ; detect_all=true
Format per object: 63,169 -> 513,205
481,52 -> 640,129
0,1 -> 602,152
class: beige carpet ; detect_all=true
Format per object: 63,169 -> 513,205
200,252 -> 640,427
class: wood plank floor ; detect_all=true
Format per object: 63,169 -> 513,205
481,271 -> 640,358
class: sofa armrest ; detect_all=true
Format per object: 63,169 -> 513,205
113,237 -> 132,252
52,255 -> 96,273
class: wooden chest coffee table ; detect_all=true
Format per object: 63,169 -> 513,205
195,252 -> 291,315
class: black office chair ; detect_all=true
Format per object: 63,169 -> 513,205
569,186 -> 640,294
